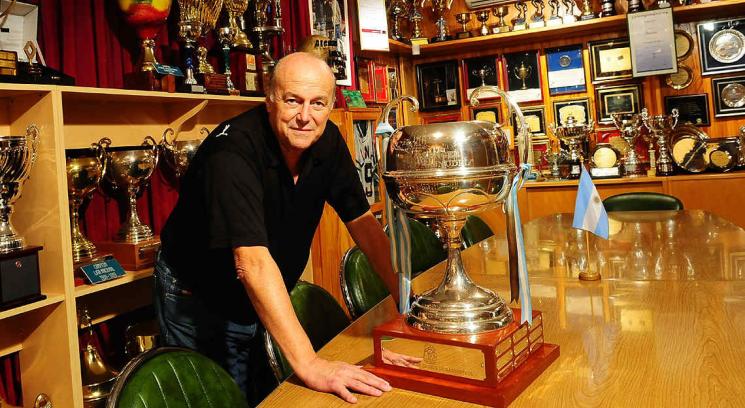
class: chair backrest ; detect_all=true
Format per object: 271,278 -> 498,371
461,215 -> 494,248
340,246 -> 389,319
603,192 -> 684,212
264,281 -> 351,382
106,347 -> 248,408
407,218 -> 447,276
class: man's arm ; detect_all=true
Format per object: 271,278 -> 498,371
234,246 -> 391,403
345,211 -> 400,303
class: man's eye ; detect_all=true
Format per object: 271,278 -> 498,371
312,101 -> 326,108
285,99 -> 298,106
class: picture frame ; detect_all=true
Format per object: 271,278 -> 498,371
552,98 -> 591,126
674,29 -> 695,61
697,17 -> 745,76
387,65 -> 399,100
712,75 -> 745,117
545,44 -> 587,96
627,8 -> 677,77
355,57 -> 375,102
595,83 -> 643,123
588,38 -> 633,83
463,55 -> 500,100
341,90 -> 367,108
309,0 -> 353,86
512,106 -> 546,136
416,60 -> 461,111
372,62 -> 389,104
502,50 -> 543,104
420,110 -> 463,124
470,103 -> 502,123
664,94 -> 710,126
531,138 -> 550,174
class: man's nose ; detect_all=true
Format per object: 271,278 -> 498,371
297,102 -> 312,122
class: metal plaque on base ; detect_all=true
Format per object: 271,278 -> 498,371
368,310 -> 559,407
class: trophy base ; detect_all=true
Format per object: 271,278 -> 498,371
178,83 -> 206,94
0,245 -> 45,311
590,166 -> 622,178
528,20 -> 546,28
368,310 -> 559,407
455,32 -> 472,39
410,37 -> 429,46
546,18 -> 564,27
94,237 -> 160,271
430,35 -> 452,43
580,13 -> 597,21
124,71 -> 176,93
562,15 -> 578,24
512,23 -> 527,31
491,25 -> 511,34
199,73 -> 231,95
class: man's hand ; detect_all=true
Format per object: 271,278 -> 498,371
296,356 -> 392,403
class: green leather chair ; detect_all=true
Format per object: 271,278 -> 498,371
106,347 -> 248,408
397,217 -> 447,277
264,281 -> 351,382
461,215 -> 494,248
340,246 -> 388,319
603,192 -> 684,212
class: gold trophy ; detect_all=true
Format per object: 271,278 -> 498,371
528,0 -> 546,28
512,0 -> 528,31
476,10 -> 491,36
223,0 -> 252,49
492,6 -> 511,33
185,0 -> 227,94
455,12 -> 472,39
514,61 -> 533,90
159,127 -> 206,185
79,308 -> 119,407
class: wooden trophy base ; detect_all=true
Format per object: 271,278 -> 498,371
94,236 -> 160,271
0,245 -> 46,311
124,71 -> 176,93
199,73 -> 230,95
367,309 -> 559,407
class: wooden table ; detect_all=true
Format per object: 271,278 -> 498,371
260,210 -> 745,407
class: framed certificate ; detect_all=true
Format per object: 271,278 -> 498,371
552,98 -> 591,125
546,45 -> 587,96
512,106 -> 546,136
416,60 -> 461,111
697,18 -> 745,76
502,50 -> 543,104
712,75 -> 745,117
595,84 -> 643,123
627,8 -> 677,77
471,103 -> 502,123
588,38 -> 633,83
664,94 -> 710,126
464,56 -> 500,100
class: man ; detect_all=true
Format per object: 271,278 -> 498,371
155,52 -> 398,405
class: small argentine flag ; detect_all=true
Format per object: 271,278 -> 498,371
572,167 -> 609,239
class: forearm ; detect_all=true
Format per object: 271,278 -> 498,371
346,212 -> 400,302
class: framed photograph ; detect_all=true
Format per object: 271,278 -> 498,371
372,62 -> 389,103
512,106 -> 546,136
712,75 -> 745,117
627,8 -> 677,77
502,50 -> 543,104
545,45 -> 586,95
470,103 -> 501,123
355,57 -> 374,102
552,98 -> 591,126
531,138 -> 550,174
595,84 -> 643,123
387,66 -> 399,100
416,60 -> 461,111
309,0 -> 353,85
588,38 -> 633,83
697,18 -> 745,76
664,94 -> 710,126
463,55 -> 500,99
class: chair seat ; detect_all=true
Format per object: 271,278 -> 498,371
603,192 -> 684,212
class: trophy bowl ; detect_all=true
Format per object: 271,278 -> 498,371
104,137 -> 159,243
159,127 -> 205,183
66,139 -> 109,262
383,86 -> 530,334
0,125 -> 40,253
118,0 -> 173,72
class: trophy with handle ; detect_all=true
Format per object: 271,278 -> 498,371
611,112 -> 644,176
642,108 -> 679,176
159,127 -> 207,185
177,0 -> 205,93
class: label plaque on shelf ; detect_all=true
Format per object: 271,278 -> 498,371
79,255 -> 126,285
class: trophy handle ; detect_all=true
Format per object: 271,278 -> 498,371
93,137 -> 111,178
26,124 -> 40,167
161,127 -> 177,149
670,108 -> 679,130
200,127 -> 210,137
378,95 -> 419,131
143,135 -> 160,167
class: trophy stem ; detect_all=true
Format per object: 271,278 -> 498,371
70,199 -> 97,262
0,201 -> 22,253
139,38 -> 158,72
116,187 -> 153,243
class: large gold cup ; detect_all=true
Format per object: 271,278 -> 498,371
224,0 -> 252,48
159,127 -> 206,182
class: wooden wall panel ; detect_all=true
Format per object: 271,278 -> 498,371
667,173 -> 745,227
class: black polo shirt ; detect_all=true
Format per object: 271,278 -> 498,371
160,105 -> 369,323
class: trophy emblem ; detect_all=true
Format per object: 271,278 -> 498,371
159,127 -> 207,184
513,61 -> 533,90
0,125 -> 40,252
547,0 -> 563,26
492,6 -> 511,33
611,112 -> 645,176
455,12 -> 472,39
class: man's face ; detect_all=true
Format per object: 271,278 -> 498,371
266,62 -> 335,156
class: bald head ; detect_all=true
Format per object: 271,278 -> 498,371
268,52 -> 336,102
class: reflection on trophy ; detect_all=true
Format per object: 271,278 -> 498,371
67,138 -> 109,263
425,0 -> 454,42
548,115 -> 595,179
562,0 -> 577,23
547,0 -> 563,26
160,127 -> 207,184
476,10 -> 491,36
529,0 -> 546,28
368,89 -> 558,405
612,112 -> 644,176
79,308 -> 119,408
580,0 -> 596,20
223,0 -> 252,48
0,125 -> 39,253
176,0 -> 205,93
492,6 -> 511,33
455,12 -> 472,39
642,108 -> 679,176
388,0 -> 408,41
513,61 -> 533,90
513,0 -> 528,31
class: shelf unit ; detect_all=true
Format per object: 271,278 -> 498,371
0,84 -> 263,406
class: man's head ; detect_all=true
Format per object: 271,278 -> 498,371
266,52 -> 336,160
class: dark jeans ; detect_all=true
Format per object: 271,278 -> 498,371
153,251 -> 277,406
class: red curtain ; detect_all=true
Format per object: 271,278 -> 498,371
0,354 -> 21,406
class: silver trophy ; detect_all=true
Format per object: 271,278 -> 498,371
0,125 -> 39,253
382,85 -> 532,334
642,108 -> 679,176
104,137 -> 159,243
388,0 -> 408,41
67,138 -> 109,262
160,127 -> 206,183
425,0 -> 454,42
548,115 -> 594,178
611,112 -> 645,176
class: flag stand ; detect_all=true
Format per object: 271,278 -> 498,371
578,230 -> 601,281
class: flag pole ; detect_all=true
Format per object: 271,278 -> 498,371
579,229 -> 601,281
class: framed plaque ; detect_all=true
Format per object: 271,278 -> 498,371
502,50 -> 543,104
464,55 -> 500,100
664,94 -> 710,126
546,45 -> 587,96
355,57 -> 375,102
512,106 -> 546,136
697,18 -> 745,76
416,60 -> 461,111
588,38 -> 633,83
627,8 -> 677,77
674,29 -> 695,61
471,103 -> 502,123
595,83 -> 643,123
712,75 -> 745,117
552,98 -> 591,125
309,0 -> 353,85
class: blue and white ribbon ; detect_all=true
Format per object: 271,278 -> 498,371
509,163 -> 533,325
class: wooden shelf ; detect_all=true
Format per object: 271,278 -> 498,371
0,343 -> 22,358
59,85 -> 265,105
74,268 -> 154,298
0,294 -> 65,321
389,0 -> 745,57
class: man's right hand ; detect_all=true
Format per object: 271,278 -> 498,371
295,356 -> 392,404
